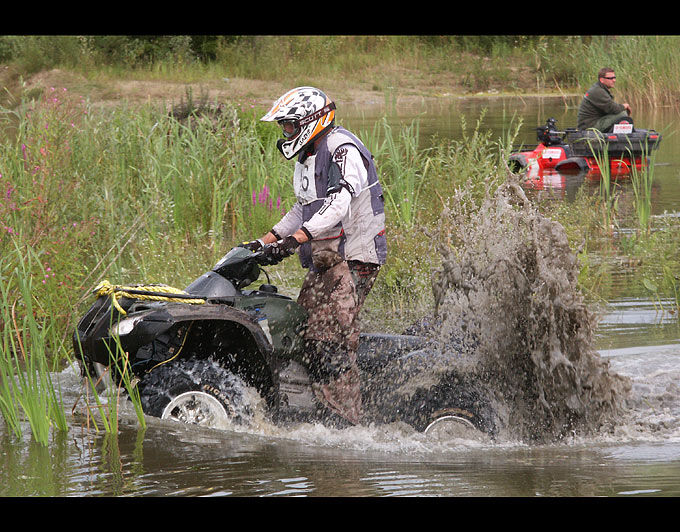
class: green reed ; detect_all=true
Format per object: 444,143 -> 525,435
72,337 -> 115,434
73,328 -> 147,433
628,141 -> 657,234
363,118 -> 429,230
0,239 -> 68,445
580,133 -> 621,232
1,90 -> 277,295
584,129 -> 659,235
359,112 -> 513,331
663,265 -> 680,313
641,213 -> 680,318
73,314 -> 140,433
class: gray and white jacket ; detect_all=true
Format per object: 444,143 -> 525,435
272,126 -> 387,270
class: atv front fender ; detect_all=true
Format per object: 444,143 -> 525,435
129,301 -> 273,355
176,302 -> 270,341
78,301 -> 273,368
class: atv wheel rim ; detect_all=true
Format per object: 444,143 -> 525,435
424,415 -> 486,441
162,391 -> 231,428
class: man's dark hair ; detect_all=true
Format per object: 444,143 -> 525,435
598,67 -> 615,79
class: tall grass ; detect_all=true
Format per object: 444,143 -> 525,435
0,239 -> 68,445
578,133 -> 622,233
555,36 -> 680,109
6,36 -> 680,105
628,143 -> 657,234
584,129 -> 659,235
663,265 -> 680,314
364,118 -> 429,230
359,112 -> 516,331
72,316 -> 148,433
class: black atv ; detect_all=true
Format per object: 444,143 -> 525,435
73,246 -> 497,439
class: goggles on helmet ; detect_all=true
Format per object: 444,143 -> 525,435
277,102 -> 336,140
279,120 -> 299,139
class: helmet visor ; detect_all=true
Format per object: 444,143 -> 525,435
278,120 -> 300,139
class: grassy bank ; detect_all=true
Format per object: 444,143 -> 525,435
3,36 -> 680,106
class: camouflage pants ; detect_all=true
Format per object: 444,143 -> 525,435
297,260 -> 379,424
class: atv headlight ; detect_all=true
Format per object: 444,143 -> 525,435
110,316 -> 141,336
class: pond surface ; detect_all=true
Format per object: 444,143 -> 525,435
3,95 -> 680,497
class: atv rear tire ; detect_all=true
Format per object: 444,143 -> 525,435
423,414 -> 489,441
363,347 -> 498,439
139,358 -> 252,429
410,376 -> 498,438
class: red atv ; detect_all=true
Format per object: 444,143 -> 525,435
509,118 -> 662,179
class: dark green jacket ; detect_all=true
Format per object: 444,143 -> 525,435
577,81 -> 626,130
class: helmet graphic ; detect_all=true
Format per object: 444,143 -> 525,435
261,87 -> 336,159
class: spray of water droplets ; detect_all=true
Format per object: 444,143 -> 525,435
424,174 -> 632,443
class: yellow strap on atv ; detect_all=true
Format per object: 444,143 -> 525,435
93,280 -> 206,315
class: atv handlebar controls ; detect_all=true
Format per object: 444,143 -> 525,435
212,246 -> 265,289
535,117 -> 566,146
211,242 -> 293,289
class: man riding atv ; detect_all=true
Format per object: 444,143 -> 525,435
240,87 -> 387,425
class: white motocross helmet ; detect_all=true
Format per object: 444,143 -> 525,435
261,87 -> 336,160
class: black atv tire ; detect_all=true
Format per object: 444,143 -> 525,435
364,349 -> 498,439
139,357 -> 252,429
407,376 -> 498,438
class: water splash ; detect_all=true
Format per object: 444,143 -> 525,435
427,174 -> 631,443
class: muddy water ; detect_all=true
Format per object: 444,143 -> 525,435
3,97 -> 680,497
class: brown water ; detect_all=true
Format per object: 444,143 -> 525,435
2,96 -> 680,497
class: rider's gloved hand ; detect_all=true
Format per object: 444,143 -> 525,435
261,236 -> 300,265
238,239 -> 264,252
